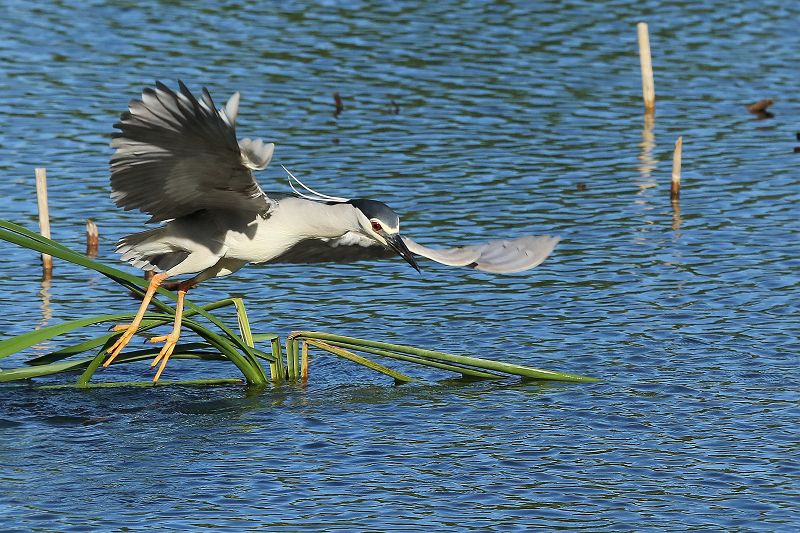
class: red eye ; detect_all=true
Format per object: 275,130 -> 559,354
371,221 -> 383,232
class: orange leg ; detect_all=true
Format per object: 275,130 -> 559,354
148,286 -> 187,383
104,272 -> 169,367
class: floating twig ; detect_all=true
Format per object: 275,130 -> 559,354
637,22 -> 656,113
34,168 -> 53,278
333,92 -> 344,118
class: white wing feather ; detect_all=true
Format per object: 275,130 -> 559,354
402,235 -> 560,273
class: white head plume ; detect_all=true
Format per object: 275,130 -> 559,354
282,165 -> 349,203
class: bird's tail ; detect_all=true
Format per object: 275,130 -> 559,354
116,227 -> 189,273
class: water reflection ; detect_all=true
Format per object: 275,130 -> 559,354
672,201 -> 682,234
637,111 -> 657,187
633,111 -> 658,243
37,277 -> 52,330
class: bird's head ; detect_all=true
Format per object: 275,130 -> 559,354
349,198 -> 420,272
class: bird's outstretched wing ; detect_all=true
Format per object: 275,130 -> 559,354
266,232 -> 394,264
267,232 -> 559,274
402,235 -> 560,274
111,81 -> 276,223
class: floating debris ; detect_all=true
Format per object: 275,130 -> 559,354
747,99 -> 773,113
333,92 -> 344,118
747,99 -> 774,119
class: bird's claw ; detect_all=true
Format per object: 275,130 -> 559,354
103,325 -> 139,367
150,333 -> 180,383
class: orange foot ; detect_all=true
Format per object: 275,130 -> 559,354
147,287 -> 186,382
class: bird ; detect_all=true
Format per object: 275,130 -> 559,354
105,81 -> 560,382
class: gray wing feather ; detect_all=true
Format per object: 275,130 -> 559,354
267,232 -> 392,264
400,237 -> 481,266
402,235 -> 559,273
111,81 -> 275,223
267,231 -> 558,274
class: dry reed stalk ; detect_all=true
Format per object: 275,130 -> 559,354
35,168 -> 53,278
637,22 -> 655,113
671,136 -> 683,202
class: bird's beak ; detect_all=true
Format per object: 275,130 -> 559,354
386,234 -> 420,272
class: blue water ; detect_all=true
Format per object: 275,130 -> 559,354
1,0 -> 799,530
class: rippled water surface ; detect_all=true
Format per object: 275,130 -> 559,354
1,0 -> 798,530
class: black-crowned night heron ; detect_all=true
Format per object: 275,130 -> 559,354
104,81 -> 559,381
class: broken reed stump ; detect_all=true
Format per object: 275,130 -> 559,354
671,136 -> 683,203
86,219 -> 99,258
34,168 -> 53,278
637,22 -> 655,113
